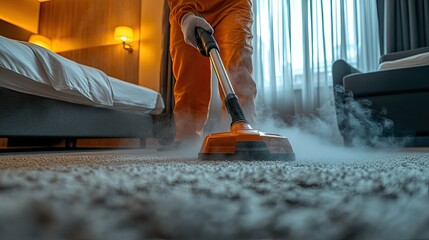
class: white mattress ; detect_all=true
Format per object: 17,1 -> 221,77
0,36 -> 164,115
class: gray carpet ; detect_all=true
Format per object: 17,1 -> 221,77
0,142 -> 429,240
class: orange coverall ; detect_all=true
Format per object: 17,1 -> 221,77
168,0 -> 257,143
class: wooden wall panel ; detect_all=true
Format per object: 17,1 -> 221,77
39,0 -> 141,84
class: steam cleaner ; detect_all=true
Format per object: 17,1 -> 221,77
195,27 -> 295,161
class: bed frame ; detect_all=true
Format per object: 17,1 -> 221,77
0,21 -> 163,150
0,87 -> 155,149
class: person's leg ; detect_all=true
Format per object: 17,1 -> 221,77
211,4 -> 257,130
169,14 -> 212,143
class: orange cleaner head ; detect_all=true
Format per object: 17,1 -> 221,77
198,121 -> 295,161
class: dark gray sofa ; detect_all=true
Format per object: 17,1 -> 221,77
332,47 -> 429,147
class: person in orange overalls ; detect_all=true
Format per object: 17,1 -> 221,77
167,0 -> 257,148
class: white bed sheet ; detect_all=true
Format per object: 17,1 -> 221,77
0,36 -> 164,115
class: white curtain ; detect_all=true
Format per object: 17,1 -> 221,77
252,0 -> 380,119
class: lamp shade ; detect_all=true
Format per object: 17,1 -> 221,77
28,34 -> 52,51
114,26 -> 134,43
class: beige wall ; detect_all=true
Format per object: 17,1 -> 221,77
139,0 -> 164,92
0,0 -> 40,33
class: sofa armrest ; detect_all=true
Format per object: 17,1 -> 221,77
380,47 -> 429,63
332,60 -> 360,87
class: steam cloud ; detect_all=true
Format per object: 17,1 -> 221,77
332,85 -> 409,148
254,85 -> 410,161
161,85 -> 409,161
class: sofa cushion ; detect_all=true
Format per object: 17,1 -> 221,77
379,52 -> 429,70
379,47 -> 429,63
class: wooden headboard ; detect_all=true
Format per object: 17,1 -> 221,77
0,19 -> 33,42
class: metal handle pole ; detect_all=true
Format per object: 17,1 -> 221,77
209,49 -> 235,98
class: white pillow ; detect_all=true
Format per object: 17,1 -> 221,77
379,51 -> 429,70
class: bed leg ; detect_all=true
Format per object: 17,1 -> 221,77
65,138 -> 77,149
139,138 -> 146,149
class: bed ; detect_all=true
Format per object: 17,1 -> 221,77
0,35 -> 165,149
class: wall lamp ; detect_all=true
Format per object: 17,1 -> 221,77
28,34 -> 52,51
114,26 -> 134,53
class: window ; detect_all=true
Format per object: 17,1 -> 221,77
253,0 -> 379,91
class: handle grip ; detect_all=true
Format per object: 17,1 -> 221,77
195,27 -> 219,57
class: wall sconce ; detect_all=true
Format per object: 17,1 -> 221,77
28,34 -> 52,51
114,26 -> 134,53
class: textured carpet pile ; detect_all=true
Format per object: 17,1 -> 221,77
0,147 -> 428,240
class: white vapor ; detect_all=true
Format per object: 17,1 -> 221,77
255,96 -> 405,162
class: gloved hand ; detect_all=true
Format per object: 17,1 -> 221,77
181,13 -> 214,49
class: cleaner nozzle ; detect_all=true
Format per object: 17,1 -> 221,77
225,94 -> 248,125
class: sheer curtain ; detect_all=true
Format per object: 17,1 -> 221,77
252,0 -> 380,119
